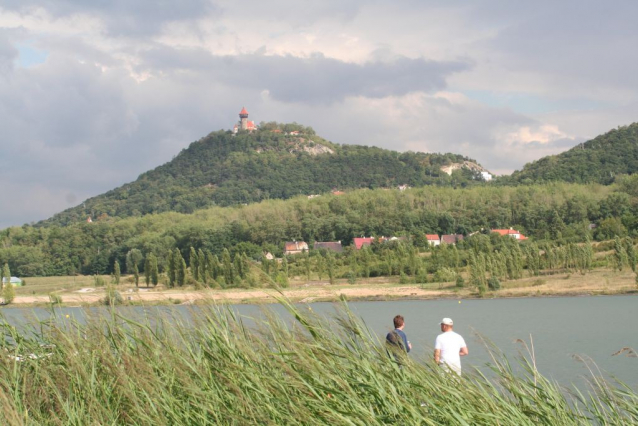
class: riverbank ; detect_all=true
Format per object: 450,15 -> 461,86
6,268 -> 637,308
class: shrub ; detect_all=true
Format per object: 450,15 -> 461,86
487,277 -> 501,290
276,272 -> 289,288
399,272 -> 409,284
455,275 -> 465,288
93,275 -> 106,287
346,271 -> 357,284
2,283 -> 15,304
415,269 -> 428,284
103,286 -> 123,306
433,267 -> 456,283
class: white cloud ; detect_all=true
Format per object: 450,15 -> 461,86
0,0 -> 637,227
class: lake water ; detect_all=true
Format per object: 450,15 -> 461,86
1,295 -> 637,389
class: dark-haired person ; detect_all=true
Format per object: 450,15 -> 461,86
386,315 -> 412,353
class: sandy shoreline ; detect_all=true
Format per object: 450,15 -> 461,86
9,271 -> 638,307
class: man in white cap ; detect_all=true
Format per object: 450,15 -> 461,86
434,317 -> 468,375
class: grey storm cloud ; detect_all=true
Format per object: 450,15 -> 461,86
139,48 -> 471,104
1,0 -> 215,36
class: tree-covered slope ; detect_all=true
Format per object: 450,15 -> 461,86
44,123 -> 484,226
506,123 -> 638,185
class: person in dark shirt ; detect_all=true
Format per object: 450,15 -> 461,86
386,315 -> 412,353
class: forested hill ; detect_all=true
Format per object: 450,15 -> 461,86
505,122 -> 638,185
44,123 -> 484,226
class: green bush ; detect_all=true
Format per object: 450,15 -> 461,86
2,283 -> 15,304
415,269 -> 428,284
487,277 -> 501,290
455,275 -> 465,288
346,271 -> 357,284
433,267 -> 456,283
102,286 -> 123,306
93,275 -> 106,287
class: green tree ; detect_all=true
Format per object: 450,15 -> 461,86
149,253 -> 159,286
113,260 -> 121,285
133,262 -> 140,287
304,250 -> 311,281
1,263 -> 10,290
326,252 -> 335,285
3,282 -> 15,304
125,249 -> 143,274
222,249 -> 234,287
177,255 -> 187,287
614,236 -> 628,271
144,257 -> 151,287
167,250 -> 175,288
190,247 -> 199,281
198,249 -> 208,284
315,254 -> 325,280
624,237 -> 636,273
281,256 -> 289,279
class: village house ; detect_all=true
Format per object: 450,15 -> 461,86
353,237 -> 375,250
441,234 -> 464,244
284,241 -> 309,255
313,241 -> 343,253
491,228 -> 528,240
2,277 -> 22,286
426,234 -> 441,246
232,107 -> 257,134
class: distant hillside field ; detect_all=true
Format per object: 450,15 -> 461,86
44,123 -> 485,226
506,123 -> 638,184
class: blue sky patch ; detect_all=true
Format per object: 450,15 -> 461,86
15,43 -> 48,68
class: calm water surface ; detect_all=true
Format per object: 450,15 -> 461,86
2,295 -> 636,388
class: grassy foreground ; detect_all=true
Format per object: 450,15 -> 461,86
0,301 -> 636,425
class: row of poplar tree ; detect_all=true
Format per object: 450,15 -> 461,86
108,234 -> 637,291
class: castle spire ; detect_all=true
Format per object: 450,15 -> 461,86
239,107 -> 249,130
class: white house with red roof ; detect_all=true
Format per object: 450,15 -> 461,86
233,107 -> 257,133
426,234 -> 440,246
353,237 -> 375,250
491,228 -> 528,240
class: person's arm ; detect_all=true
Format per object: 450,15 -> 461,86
459,346 -> 468,357
402,334 -> 411,353
434,349 -> 441,364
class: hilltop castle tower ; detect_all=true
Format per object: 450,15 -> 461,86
233,107 -> 257,133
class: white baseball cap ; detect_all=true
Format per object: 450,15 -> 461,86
440,318 -> 453,325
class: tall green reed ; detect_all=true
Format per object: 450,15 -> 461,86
0,301 -> 635,425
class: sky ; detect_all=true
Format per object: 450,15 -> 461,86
1,0 -> 638,228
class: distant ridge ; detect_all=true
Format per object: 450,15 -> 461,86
505,122 -> 638,185
42,122 -> 487,226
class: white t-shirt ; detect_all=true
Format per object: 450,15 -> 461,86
434,331 -> 467,374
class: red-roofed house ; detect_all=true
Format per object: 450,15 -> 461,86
354,237 -> 375,250
233,107 -> 258,133
284,241 -> 309,255
491,228 -> 528,240
441,234 -> 464,244
426,234 -> 440,246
